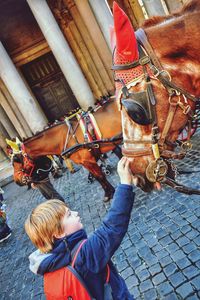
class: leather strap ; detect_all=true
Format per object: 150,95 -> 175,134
122,146 -> 152,157
112,55 -> 150,70
136,28 -> 163,70
159,103 -> 177,147
71,239 -> 87,268
71,239 -> 110,284
105,265 -> 110,284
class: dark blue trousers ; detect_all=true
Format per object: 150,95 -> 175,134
35,179 -> 65,202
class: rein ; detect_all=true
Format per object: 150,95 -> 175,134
61,135 -> 122,157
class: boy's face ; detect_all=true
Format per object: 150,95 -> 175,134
60,208 -> 83,237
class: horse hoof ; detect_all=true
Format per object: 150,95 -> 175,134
70,166 -> 81,173
103,196 -> 111,203
53,173 -> 63,179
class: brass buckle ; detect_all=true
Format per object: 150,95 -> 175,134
181,141 -> 192,151
183,105 -> 191,115
150,65 -> 160,77
169,95 -> 180,106
139,56 -> 150,66
177,98 -> 191,115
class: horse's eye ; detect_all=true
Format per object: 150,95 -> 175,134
122,99 -> 151,126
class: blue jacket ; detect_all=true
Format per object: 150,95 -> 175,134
29,184 -> 135,299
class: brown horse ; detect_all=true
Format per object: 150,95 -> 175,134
111,0 -> 200,194
23,100 -> 122,201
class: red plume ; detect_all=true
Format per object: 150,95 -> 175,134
113,1 -> 139,63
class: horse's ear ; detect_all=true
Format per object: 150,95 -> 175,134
113,1 -> 139,62
109,25 -> 116,51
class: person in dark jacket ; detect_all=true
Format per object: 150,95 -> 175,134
25,157 -> 137,299
12,153 -> 65,202
0,200 -> 12,243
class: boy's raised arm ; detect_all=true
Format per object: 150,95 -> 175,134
80,157 -> 137,272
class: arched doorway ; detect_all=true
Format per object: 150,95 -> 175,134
21,52 -> 80,122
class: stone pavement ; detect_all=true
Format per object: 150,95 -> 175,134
0,134 -> 200,300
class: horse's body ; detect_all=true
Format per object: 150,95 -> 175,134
23,100 -> 122,201
112,0 -> 200,193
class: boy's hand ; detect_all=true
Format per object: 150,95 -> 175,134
117,157 -> 138,186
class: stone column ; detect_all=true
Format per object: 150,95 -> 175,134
0,87 -> 28,139
27,0 -> 94,110
0,79 -> 32,138
164,0 -> 183,13
74,0 -> 113,82
0,132 -> 8,157
0,42 -> 47,134
128,0 -> 145,25
142,0 -> 166,16
88,0 -> 114,51
0,106 -> 18,139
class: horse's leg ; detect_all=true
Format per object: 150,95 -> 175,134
83,161 -> 115,202
63,157 -> 75,173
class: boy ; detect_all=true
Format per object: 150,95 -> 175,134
25,157 -> 137,299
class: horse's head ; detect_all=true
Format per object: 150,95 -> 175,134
12,151 -> 39,186
111,2 -> 199,192
12,153 -> 26,186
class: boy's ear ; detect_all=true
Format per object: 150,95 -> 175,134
54,232 -> 65,239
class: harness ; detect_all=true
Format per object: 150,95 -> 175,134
112,28 -> 200,195
77,112 -> 102,143
61,103 -> 122,158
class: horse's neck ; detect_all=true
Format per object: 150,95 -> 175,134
24,123 -> 69,157
146,12 -> 200,95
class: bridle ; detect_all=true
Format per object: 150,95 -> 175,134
112,28 -> 200,194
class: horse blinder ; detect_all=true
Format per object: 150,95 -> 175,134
121,89 -> 155,126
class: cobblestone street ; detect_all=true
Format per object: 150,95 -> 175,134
0,133 -> 200,300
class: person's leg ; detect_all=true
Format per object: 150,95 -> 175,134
36,179 -> 65,202
0,187 -> 4,201
0,223 -> 12,242
63,158 -> 75,173
0,207 -> 12,243
0,193 -> 3,201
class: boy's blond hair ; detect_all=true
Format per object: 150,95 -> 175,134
25,199 -> 66,253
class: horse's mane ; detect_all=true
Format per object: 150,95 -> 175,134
142,0 -> 200,28
23,121 -> 66,144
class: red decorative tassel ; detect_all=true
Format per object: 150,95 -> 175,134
113,1 -> 139,63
